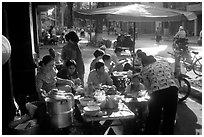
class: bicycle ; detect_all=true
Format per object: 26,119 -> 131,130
167,51 -> 191,102
172,38 -> 202,77
181,51 -> 202,77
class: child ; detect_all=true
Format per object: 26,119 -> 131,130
90,49 -> 105,71
123,74 -> 148,134
125,74 -> 146,97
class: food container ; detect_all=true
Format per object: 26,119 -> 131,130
79,97 -> 94,106
94,95 -> 106,102
94,90 -> 106,102
45,89 -> 74,128
49,109 -> 73,128
83,105 -> 100,116
45,92 -> 74,114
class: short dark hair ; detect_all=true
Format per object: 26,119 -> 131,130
136,49 -> 142,54
65,31 -> 80,42
102,54 -> 111,62
65,60 -> 77,68
93,49 -> 105,58
48,48 -> 56,58
95,61 -> 104,70
114,47 -> 123,53
141,55 -> 156,66
39,55 -> 54,66
137,51 -> 147,58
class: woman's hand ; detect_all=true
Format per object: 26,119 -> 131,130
73,78 -> 81,86
66,79 -> 74,87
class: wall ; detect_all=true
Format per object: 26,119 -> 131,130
2,2 -> 37,133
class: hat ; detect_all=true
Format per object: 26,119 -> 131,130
179,26 -> 184,30
65,31 -> 80,42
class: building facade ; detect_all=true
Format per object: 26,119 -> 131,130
106,2 -> 201,36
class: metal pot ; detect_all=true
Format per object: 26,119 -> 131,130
49,109 -> 74,128
45,89 -> 74,128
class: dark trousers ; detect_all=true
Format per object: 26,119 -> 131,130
145,86 -> 178,135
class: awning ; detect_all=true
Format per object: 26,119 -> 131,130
74,3 -> 197,22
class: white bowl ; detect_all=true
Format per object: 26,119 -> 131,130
83,105 -> 100,116
79,97 -> 94,106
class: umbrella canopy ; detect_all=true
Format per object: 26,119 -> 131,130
74,3 -> 197,73
74,3 -> 197,22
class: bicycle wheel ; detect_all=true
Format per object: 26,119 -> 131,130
193,57 -> 202,76
178,77 -> 191,102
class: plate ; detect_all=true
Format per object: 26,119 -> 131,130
113,71 -> 127,77
83,105 -> 100,112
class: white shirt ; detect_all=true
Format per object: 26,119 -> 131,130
174,30 -> 186,38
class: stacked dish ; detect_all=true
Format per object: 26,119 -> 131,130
79,97 -> 94,106
83,105 -> 100,116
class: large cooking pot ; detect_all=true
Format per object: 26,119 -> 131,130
45,89 -> 74,128
49,109 -> 74,128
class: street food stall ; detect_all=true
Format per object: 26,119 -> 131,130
8,77 -> 150,135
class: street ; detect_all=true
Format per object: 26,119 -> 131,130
39,33 -> 202,135
174,98 -> 202,135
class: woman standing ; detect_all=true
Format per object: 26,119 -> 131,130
61,31 -> 85,87
141,54 -> 178,135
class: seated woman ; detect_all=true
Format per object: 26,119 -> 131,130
87,61 -> 113,94
57,59 -> 81,87
36,55 -> 74,101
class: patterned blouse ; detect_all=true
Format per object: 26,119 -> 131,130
142,60 -> 178,94
36,67 -> 58,93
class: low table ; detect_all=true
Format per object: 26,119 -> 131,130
78,102 -> 135,134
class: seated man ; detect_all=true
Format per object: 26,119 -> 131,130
174,26 -> 188,51
111,47 -> 130,71
87,61 -> 113,94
